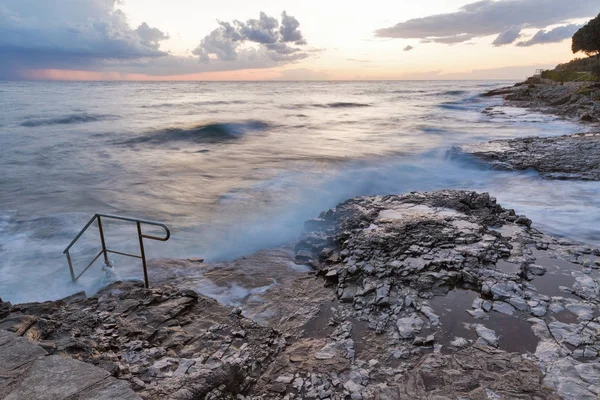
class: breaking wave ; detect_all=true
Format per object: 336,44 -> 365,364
141,100 -> 246,109
440,90 -> 468,96
121,121 -> 271,145
21,113 -> 117,127
317,102 -> 371,108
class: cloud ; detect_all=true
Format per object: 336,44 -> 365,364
492,26 -> 522,46
192,11 -> 309,65
403,45 -> 414,51
516,24 -> 583,47
136,22 -> 170,50
0,3 -> 311,79
240,12 -> 280,44
280,11 -> 306,44
375,0 -> 597,45
421,34 -> 477,44
0,0 -> 169,77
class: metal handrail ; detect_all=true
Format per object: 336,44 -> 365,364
63,213 -> 170,288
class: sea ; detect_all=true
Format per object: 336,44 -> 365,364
1,80 -> 598,304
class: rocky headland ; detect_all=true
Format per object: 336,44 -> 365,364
483,81 -> 600,123
451,80 -> 600,180
453,132 -> 600,180
2,190 -> 600,399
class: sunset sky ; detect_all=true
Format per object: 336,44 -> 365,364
1,0 -> 598,80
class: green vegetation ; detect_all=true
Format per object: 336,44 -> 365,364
572,14 -> 600,57
540,69 -> 599,83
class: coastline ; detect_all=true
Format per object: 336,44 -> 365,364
2,84 -> 600,399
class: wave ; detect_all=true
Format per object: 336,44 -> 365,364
419,126 -> 447,135
141,100 -> 246,109
281,102 -> 371,110
440,90 -> 468,96
21,113 -> 116,127
316,102 -> 371,108
121,121 -> 270,145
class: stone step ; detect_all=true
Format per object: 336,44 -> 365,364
0,330 -> 140,400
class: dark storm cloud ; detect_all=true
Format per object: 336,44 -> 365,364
192,11 -> 309,64
516,24 -> 583,47
376,0 -> 597,45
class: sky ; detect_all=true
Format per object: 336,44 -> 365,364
0,0 -> 598,80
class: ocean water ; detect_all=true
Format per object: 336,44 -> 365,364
0,81 -> 598,304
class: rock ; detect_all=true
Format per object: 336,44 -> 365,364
475,325 -> 499,347
449,337 -> 470,348
515,216 -> 532,227
526,264 -> 547,276
276,373 -> 295,384
566,303 -> 595,321
454,133 -> 600,181
492,301 -> 516,316
0,331 -> 140,400
4,188 -> 600,400
315,343 -> 338,360
396,315 -> 424,339
506,296 -> 528,311
467,308 -> 489,320
0,298 -> 11,319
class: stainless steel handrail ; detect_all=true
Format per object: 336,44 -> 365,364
63,213 -> 170,288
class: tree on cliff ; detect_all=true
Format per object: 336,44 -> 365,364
572,14 -> 600,58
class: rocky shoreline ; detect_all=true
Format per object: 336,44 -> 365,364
452,80 -> 600,181
483,81 -> 600,123
2,190 -> 600,399
453,132 -> 600,180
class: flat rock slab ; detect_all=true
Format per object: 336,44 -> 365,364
455,133 -> 600,180
0,330 -> 140,400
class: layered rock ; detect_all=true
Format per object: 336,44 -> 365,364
483,81 -> 600,123
0,282 -> 284,399
294,190 -> 600,399
2,190 -> 600,399
453,133 -> 600,180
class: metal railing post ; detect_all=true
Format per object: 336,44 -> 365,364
136,221 -> 149,288
64,213 -> 170,288
96,215 -> 110,266
66,250 -> 75,282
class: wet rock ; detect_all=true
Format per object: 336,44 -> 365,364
5,189 -> 600,399
526,264 -> 547,276
566,303 -> 595,321
0,298 -> 11,319
0,330 -> 140,400
396,315 -> 424,339
0,282 -> 284,399
492,301 -> 516,316
454,133 -> 600,181
475,325 -> 499,347
467,308 -> 489,320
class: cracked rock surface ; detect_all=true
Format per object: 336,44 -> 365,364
2,190 -> 600,399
